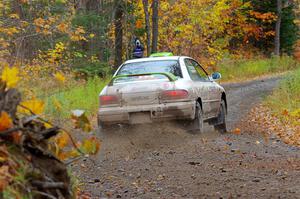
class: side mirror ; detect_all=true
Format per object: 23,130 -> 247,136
211,72 -> 222,80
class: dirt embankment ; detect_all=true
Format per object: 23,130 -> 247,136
71,77 -> 300,199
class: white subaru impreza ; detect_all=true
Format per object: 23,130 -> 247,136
98,56 -> 227,133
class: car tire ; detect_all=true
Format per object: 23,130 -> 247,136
190,101 -> 204,133
214,100 -> 227,134
97,115 -> 115,134
98,123 -> 110,134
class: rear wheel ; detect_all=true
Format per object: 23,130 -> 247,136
214,100 -> 227,133
98,123 -> 112,134
190,101 -> 204,133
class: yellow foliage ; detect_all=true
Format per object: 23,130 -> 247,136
90,55 -> 99,63
80,137 -> 101,155
19,98 -> 45,115
48,17 -> 56,24
1,66 -> 20,88
9,14 -> 20,19
57,150 -> 80,161
0,112 -> 13,131
70,35 -> 87,42
70,27 -> 87,41
33,17 -> 58,35
157,0 -> 252,65
52,98 -> 62,111
54,72 -> 66,83
0,27 -> 19,36
44,122 -> 53,129
0,38 -> 9,48
56,132 -> 69,148
291,109 -> 300,119
46,42 -> 66,64
21,21 -> 29,28
71,110 -> 92,132
34,17 -> 45,27
89,33 -> 95,38
75,27 -> 85,34
57,23 -> 68,33
42,29 -> 52,35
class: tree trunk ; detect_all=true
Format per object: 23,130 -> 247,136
151,0 -> 159,53
142,0 -> 151,56
12,0 -> 27,62
114,0 -> 123,69
274,0 -> 282,56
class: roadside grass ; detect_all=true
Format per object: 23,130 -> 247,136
219,56 -> 299,82
43,77 -> 109,119
265,67 -> 300,122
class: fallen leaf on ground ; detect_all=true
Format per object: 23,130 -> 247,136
233,128 -> 241,135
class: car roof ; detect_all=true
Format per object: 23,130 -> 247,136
124,56 -> 185,64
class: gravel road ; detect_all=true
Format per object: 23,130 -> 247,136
72,77 -> 300,199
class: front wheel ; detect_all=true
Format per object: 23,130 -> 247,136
214,100 -> 227,133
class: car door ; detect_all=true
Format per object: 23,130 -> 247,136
184,59 -> 220,119
191,60 -> 221,117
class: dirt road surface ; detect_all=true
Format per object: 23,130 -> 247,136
71,77 -> 300,199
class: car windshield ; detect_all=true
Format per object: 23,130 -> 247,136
114,60 -> 182,84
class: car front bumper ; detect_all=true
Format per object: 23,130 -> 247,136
98,101 -> 195,125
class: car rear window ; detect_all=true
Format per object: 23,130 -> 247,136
117,60 -> 182,78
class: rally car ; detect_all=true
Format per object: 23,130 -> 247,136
97,55 -> 227,133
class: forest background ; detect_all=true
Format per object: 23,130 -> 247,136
0,0 -> 300,197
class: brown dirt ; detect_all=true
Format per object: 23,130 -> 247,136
71,76 -> 300,199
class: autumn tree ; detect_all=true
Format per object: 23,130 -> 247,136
157,0 -> 260,66
151,0 -> 159,53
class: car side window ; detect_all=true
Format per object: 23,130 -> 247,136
184,59 -> 208,81
191,60 -> 208,80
